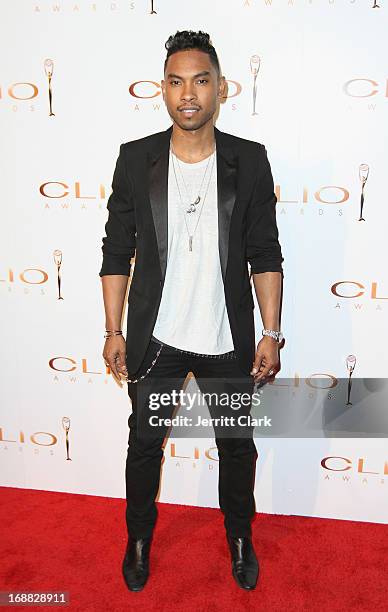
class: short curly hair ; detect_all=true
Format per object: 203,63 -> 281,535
164,30 -> 221,76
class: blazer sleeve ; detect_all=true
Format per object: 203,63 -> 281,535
99,144 -> 136,277
246,144 -> 284,276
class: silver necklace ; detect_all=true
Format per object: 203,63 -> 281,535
170,141 -> 215,214
170,144 -> 216,252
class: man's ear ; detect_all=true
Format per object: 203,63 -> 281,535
218,76 -> 226,98
161,79 -> 166,101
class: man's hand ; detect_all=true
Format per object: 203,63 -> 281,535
250,336 -> 280,383
103,335 -> 128,387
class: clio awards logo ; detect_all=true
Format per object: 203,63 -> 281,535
0,59 -> 56,114
346,354 -> 356,405
250,54 -> 261,116
0,417 -> 73,462
62,416 -> 72,461
0,250 -> 65,299
53,249 -> 64,300
44,58 -> 55,116
358,164 -> 369,221
331,281 -> 387,302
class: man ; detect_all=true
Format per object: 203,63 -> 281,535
99,30 -> 284,592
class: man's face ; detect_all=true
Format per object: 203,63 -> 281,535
161,49 -> 225,132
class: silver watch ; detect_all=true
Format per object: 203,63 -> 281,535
262,329 -> 284,343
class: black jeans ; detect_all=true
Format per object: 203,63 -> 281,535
125,339 -> 258,539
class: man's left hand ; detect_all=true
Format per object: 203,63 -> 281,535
250,336 -> 280,382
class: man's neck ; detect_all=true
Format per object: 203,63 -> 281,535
170,121 -> 216,164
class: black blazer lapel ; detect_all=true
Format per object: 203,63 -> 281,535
148,124 -> 237,284
214,126 -> 238,281
148,125 -> 172,283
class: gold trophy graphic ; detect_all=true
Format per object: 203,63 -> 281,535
250,54 -> 261,116
358,163 -> 369,221
53,249 -> 64,300
150,0 -> 157,13
62,417 -> 72,461
346,354 -> 356,405
44,58 -> 55,117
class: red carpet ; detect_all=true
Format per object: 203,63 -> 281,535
0,487 -> 386,611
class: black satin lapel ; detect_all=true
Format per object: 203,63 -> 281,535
217,149 -> 237,281
148,146 -> 169,282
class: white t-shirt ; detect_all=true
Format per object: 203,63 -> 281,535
152,148 -> 235,354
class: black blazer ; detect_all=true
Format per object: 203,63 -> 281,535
99,124 -> 284,376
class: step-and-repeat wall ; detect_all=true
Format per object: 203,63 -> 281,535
1,1 -> 387,524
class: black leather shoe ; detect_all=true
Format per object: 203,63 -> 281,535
122,534 -> 153,592
227,535 -> 259,590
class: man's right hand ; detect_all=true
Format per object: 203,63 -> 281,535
103,334 -> 128,387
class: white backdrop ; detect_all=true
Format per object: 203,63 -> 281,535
1,0 -> 387,524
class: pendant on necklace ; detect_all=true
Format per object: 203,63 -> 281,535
186,195 -> 201,214
189,236 -> 193,252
